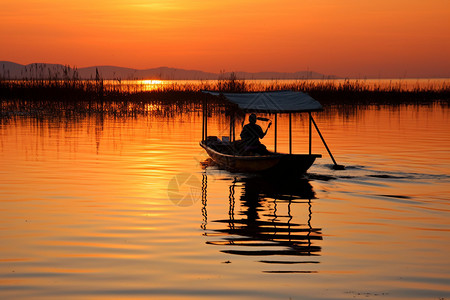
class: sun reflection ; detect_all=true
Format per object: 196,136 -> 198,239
105,79 -> 169,92
135,79 -> 166,92
138,79 -> 164,85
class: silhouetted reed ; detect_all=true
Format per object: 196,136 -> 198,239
1,71 -> 449,121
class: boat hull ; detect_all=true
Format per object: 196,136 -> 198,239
200,142 -> 321,175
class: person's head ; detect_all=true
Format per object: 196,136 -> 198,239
249,113 -> 257,124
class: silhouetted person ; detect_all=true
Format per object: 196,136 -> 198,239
240,113 -> 271,155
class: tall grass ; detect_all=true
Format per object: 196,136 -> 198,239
1,71 -> 449,121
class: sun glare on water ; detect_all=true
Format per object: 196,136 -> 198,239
137,80 -> 166,91
113,80 -> 168,92
139,80 -> 164,85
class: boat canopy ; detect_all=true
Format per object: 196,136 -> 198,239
203,91 -> 323,113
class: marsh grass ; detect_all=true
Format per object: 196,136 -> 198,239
1,72 -> 449,121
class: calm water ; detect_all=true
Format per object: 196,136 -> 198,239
0,103 -> 449,299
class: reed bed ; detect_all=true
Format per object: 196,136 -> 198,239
1,75 -> 449,121
2,77 -> 448,100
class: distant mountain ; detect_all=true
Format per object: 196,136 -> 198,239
0,61 -> 82,80
233,71 -> 332,80
0,61 -> 337,80
77,66 -> 220,80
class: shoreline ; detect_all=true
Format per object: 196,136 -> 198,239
1,78 -> 449,109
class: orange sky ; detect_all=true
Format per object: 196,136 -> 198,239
1,0 -> 449,78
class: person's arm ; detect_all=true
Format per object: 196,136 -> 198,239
260,122 -> 272,138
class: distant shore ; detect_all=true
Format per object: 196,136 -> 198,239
0,61 -> 337,81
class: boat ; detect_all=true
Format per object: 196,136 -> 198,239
200,140 -> 320,174
200,91 -> 342,175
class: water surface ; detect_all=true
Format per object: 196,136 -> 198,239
0,103 -> 449,299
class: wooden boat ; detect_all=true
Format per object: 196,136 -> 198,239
200,140 -> 321,174
200,91 -> 341,175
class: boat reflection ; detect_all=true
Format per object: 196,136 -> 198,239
201,173 -> 323,273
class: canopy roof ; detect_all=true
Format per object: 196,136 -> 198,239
204,91 -> 323,113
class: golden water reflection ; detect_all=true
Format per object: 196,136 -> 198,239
0,103 -> 449,299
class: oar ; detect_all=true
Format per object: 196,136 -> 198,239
256,117 -> 270,121
310,116 -> 345,170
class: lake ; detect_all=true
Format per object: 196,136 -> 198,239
0,101 -> 449,299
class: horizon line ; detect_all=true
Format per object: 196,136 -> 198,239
1,60 -> 449,80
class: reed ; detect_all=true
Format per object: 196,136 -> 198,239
1,72 -> 449,119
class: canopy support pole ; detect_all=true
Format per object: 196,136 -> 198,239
310,115 -> 345,169
289,113 -> 292,154
274,113 -> 278,153
203,98 -> 208,142
232,114 -> 235,142
309,112 -> 312,155
229,117 -> 232,142
202,98 -> 205,142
